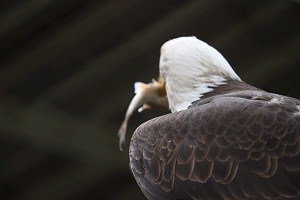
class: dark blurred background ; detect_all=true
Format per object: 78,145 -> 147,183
0,0 -> 300,199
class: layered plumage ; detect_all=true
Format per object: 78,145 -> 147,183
124,36 -> 300,199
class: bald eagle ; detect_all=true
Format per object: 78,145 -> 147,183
119,36 -> 300,199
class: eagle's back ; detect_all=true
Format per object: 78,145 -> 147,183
129,81 -> 300,200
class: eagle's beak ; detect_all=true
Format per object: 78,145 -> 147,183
118,75 -> 168,151
156,75 -> 167,97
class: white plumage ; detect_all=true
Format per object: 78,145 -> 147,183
159,36 -> 241,112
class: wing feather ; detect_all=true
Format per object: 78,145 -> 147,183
129,95 -> 300,199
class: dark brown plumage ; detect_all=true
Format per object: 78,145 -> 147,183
129,81 -> 300,199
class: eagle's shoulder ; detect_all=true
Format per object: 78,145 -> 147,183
130,88 -> 300,199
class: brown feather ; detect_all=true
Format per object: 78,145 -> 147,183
129,81 -> 300,199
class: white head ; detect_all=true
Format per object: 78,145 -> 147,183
159,36 -> 241,112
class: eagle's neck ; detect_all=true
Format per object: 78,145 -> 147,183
164,75 -> 232,112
